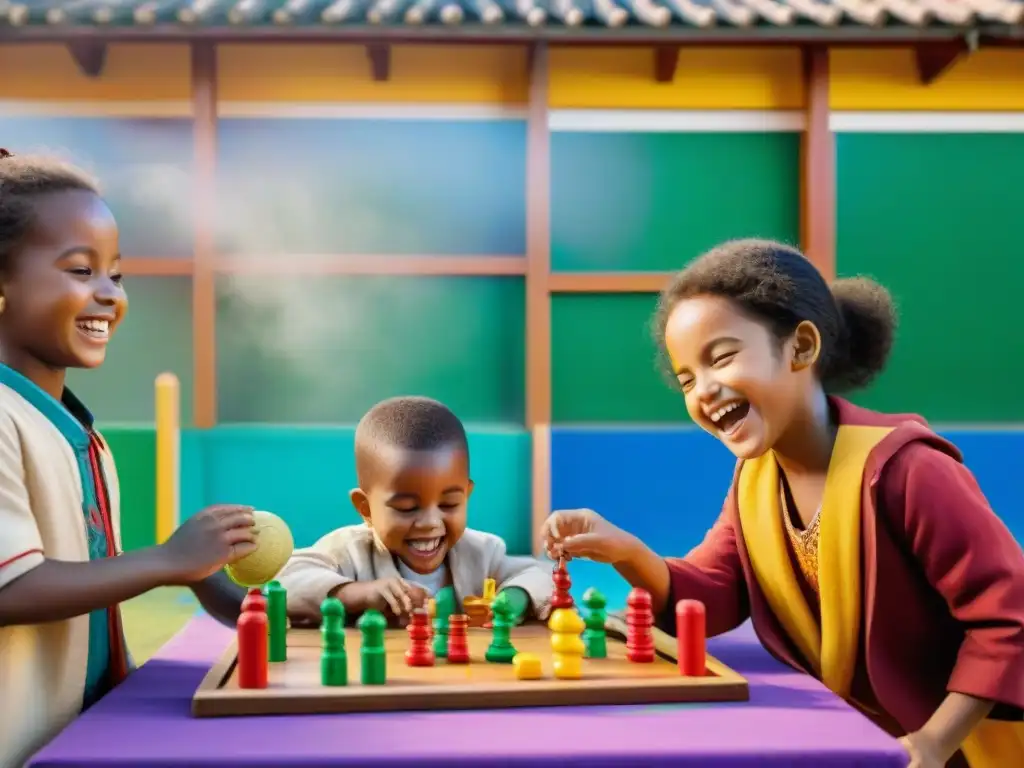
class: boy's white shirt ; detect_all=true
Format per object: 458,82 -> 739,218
0,384 -> 123,768
279,524 -> 553,621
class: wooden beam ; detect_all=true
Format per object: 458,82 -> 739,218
366,42 -> 391,81
531,424 -> 551,560
67,42 -> 107,77
654,45 -> 680,83
0,25 -> 1004,45
526,41 -> 552,557
122,258 -> 194,276
191,43 -> 218,429
914,39 -> 969,85
215,255 -> 526,275
800,46 -> 835,281
548,272 -> 672,293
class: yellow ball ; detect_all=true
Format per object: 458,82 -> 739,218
225,510 -> 294,587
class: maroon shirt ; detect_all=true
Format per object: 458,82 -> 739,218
657,397 -> 1024,762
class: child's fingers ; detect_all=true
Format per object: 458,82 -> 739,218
560,533 -> 606,560
398,580 -> 428,608
390,580 -> 414,613
225,526 -> 258,544
228,541 -> 259,561
539,514 -> 560,543
378,584 -> 404,616
218,510 -> 257,532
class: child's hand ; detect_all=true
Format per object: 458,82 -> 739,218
363,577 -> 429,619
541,508 -> 639,564
159,505 -> 258,584
899,731 -> 950,768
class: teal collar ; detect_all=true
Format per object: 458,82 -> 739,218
0,364 -> 94,450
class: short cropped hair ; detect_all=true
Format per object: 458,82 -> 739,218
354,396 -> 469,482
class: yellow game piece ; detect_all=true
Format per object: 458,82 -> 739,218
225,510 -> 295,587
482,578 -> 496,602
553,654 -> 583,680
551,632 -> 585,656
513,652 -> 543,680
548,607 -> 586,680
547,608 -> 585,634
427,599 -> 436,619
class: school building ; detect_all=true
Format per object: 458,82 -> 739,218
2,3 -> 1023,604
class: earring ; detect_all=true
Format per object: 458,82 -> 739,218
0,296 -> 6,314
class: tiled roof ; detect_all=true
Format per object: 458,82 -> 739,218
0,0 -> 1021,34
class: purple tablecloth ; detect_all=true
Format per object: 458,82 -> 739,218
29,615 -> 908,767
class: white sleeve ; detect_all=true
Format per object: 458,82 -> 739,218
0,413 -> 44,589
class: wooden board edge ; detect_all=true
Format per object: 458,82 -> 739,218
191,672 -> 750,718
604,613 -> 750,696
192,638 -> 240,716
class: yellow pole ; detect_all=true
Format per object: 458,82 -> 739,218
155,372 -> 180,545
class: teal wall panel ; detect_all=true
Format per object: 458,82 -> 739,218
836,132 -> 1024,423
179,426 -> 532,555
67,276 -> 194,424
552,294 -> 688,424
0,117 -> 194,256
215,118 -> 526,256
550,131 -> 801,272
215,275 -> 525,424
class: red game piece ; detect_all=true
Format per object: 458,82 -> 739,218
242,587 -> 267,613
625,587 -> 655,663
447,614 -> 470,664
405,608 -> 435,666
550,557 -> 574,610
676,599 -> 707,676
237,603 -> 269,689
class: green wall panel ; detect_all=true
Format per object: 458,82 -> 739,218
100,427 -> 156,553
66,276 -> 194,424
836,132 -> 1024,423
551,131 -> 801,272
552,294 -> 689,423
215,275 -> 525,424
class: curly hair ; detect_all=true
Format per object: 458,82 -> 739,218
0,148 -> 100,272
652,238 -> 897,393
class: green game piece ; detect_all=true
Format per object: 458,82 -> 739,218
357,609 -> 387,685
582,587 -> 608,659
432,586 -> 456,659
320,597 -> 347,686
484,591 -> 517,663
263,580 -> 288,663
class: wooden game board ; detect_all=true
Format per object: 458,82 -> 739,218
191,618 -> 749,717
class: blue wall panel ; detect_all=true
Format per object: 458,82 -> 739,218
551,427 -> 1024,610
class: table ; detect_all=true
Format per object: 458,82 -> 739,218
29,615 -> 909,767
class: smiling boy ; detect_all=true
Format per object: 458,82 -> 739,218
279,396 -> 553,625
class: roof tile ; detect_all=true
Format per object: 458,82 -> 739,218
1,0 -> 1021,31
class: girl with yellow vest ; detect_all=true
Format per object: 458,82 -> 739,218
543,239 -> 1024,768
